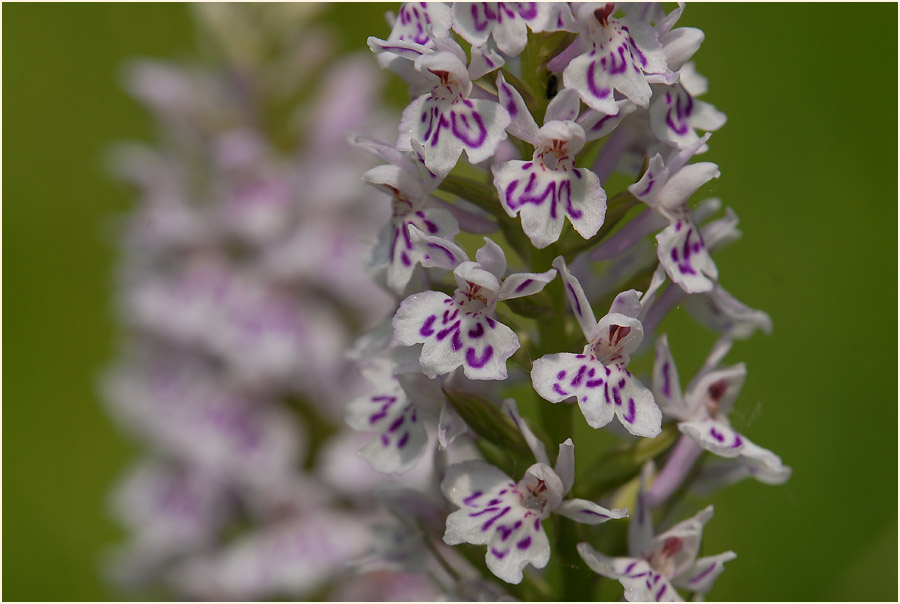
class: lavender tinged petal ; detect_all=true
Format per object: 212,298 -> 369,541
556,498 -> 628,525
433,197 -> 499,234
546,40 -> 581,73
644,435 -> 704,508
591,126 -> 634,184
589,207 -> 666,261
641,281 -> 687,337
501,399 -> 549,466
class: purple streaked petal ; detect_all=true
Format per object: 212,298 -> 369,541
556,498 -> 628,525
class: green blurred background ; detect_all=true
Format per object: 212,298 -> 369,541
4,3 -> 896,601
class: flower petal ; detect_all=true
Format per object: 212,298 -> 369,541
656,162 -> 720,212
442,460 -> 514,522
393,289 -> 455,347
501,398 -> 549,465
531,353 -> 615,430
684,363 -> 746,417
496,72 -> 539,144
641,505 -> 713,579
652,334 -> 688,419
492,160 -> 566,248
608,364 -> 662,438
609,289 -> 643,319
684,283 -> 773,339
389,2 -> 452,46
551,255 -> 597,340
408,225 -> 468,270
672,551 -> 736,594
577,543 -> 626,578
562,52 -> 620,115
368,38 -> 432,97
554,438 -> 575,495
580,99 -> 638,141
485,516 -> 550,584
661,26 -> 704,72
544,87 -> 581,123
442,460 -> 551,584
469,43 -> 506,79
357,402 -> 429,473
498,268 -> 557,301
344,379 -> 405,433
475,236 -> 508,279
656,214 -> 718,294
438,400 -> 468,450
556,498 -> 628,525
679,419 -> 746,458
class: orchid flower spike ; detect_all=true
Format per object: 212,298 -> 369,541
393,229 -> 556,380
531,256 -> 662,437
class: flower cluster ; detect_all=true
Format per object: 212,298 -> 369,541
348,2 -> 790,600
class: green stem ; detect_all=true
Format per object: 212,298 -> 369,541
438,173 -> 501,215
533,244 -> 574,447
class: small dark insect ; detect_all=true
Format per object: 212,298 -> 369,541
546,73 -> 559,100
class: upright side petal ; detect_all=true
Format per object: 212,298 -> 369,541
496,72 -> 539,144
475,236 -> 508,279
652,334 -> 688,418
552,255 -> 597,340
554,438 -> 575,495
501,398 -> 549,466
545,88 -> 581,123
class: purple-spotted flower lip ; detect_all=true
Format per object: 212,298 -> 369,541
441,400 -> 627,584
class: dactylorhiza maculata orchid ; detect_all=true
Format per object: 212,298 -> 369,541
346,2 -> 792,600
106,3 -> 791,601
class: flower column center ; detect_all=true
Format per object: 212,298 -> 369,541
538,139 -> 573,171
428,69 -> 462,103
